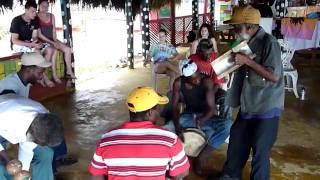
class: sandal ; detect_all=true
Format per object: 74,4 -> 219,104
143,60 -> 152,67
65,73 -> 77,79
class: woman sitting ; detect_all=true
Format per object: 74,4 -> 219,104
190,23 -> 219,55
37,0 -> 76,84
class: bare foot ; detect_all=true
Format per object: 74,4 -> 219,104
38,79 -> 47,87
53,77 -> 62,84
45,79 -> 55,87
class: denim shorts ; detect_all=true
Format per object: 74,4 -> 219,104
164,113 -> 232,148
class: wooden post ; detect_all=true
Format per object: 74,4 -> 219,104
275,0 -> 286,17
204,0 -> 208,23
192,0 -> 199,30
210,0 -> 215,26
126,0 -> 134,69
170,0 -> 176,45
60,0 -> 75,88
141,0 -> 150,63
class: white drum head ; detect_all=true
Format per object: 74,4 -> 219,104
182,128 -> 207,157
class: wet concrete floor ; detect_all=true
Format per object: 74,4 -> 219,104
42,56 -> 320,180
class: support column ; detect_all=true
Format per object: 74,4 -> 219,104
204,0 -> 208,23
126,0 -> 134,69
60,0 -> 75,88
170,0 -> 176,45
210,0 -> 215,26
275,0 -> 286,17
192,0 -> 199,30
141,0 -> 150,63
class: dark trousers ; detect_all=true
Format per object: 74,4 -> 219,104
222,113 -> 279,180
52,139 -> 67,173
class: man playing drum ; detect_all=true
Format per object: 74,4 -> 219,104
164,59 -> 232,175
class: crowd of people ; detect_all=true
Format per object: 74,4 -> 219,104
0,1 -> 284,179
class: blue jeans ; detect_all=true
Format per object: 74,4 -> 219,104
222,113 -> 279,180
164,113 -> 232,149
0,137 -> 54,180
52,139 -> 67,173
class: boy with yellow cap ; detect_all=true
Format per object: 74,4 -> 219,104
89,87 -> 190,180
221,6 -> 284,180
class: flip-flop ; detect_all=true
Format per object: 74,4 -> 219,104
65,73 -> 77,79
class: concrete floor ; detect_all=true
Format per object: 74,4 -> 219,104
42,56 -> 320,180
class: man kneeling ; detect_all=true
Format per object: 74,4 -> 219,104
164,59 -> 232,174
0,94 -> 64,180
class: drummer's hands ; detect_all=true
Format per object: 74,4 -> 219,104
193,114 -> 205,129
235,53 -> 251,66
175,126 -> 185,142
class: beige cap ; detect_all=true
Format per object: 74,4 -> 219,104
224,6 -> 261,25
21,53 -> 51,68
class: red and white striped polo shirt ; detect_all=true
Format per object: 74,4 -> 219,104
89,121 -> 190,180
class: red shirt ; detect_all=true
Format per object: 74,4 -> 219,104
89,121 -> 190,180
189,53 -> 224,84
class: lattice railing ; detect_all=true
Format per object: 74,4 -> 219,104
150,13 -> 211,46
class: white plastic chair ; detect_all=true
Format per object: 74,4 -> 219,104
278,39 -> 299,98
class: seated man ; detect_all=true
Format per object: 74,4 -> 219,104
89,87 -> 190,180
10,0 -> 54,87
164,60 -> 232,174
145,29 -> 183,90
0,53 -> 50,97
189,38 -> 230,118
0,53 -> 77,175
0,94 -> 64,180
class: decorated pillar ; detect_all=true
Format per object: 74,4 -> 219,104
170,0 -> 176,45
210,0 -> 215,26
192,0 -> 199,30
126,0 -> 134,69
275,0 -> 287,17
141,0 -> 150,63
60,0 -> 75,88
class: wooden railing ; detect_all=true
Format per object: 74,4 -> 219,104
149,14 -> 211,46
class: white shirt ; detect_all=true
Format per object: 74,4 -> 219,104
0,72 -> 31,97
0,94 -> 48,170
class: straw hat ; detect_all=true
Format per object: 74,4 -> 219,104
224,6 -> 261,25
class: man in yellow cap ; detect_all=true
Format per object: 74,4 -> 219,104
221,6 -> 284,180
89,87 -> 190,180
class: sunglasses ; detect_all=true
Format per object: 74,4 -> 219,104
182,60 -> 194,74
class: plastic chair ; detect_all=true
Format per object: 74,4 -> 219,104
278,39 -> 299,98
151,62 -> 167,92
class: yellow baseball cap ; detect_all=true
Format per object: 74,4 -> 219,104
127,87 -> 169,112
224,6 -> 261,25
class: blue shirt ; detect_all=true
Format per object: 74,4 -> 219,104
150,43 -> 177,63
